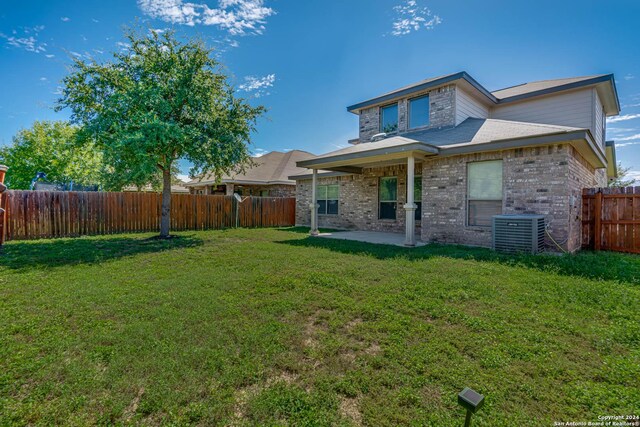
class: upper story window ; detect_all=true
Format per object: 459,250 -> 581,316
380,103 -> 398,133
409,95 -> 430,129
467,160 -> 503,227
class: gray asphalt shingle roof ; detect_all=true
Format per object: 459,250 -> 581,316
491,75 -> 608,99
187,150 -> 315,186
347,72 -> 616,113
307,118 -> 581,162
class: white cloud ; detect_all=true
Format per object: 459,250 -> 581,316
390,0 -> 441,36
39,77 -> 48,81
253,148 -> 268,157
45,54 -> 55,58
116,41 -> 131,52
176,173 -> 189,182
61,17 -> 70,22
627,170 -> 640,182
607,113 -> 640,123
624,74 -> 635,81
238,73 -> 275,97
616,141 -> 640,148
617,133 -> 640,141
0,26 -> 47,53
137,0 -> 275,35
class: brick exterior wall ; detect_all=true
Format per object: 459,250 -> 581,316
357,85 -> 456,143
296,144 -> 606,252
296,163 -> 422,233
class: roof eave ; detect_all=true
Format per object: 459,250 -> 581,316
297,142 -> 440,169
346,72 -> 498,114
496,74 -> 621,114
439,129 -> 606,168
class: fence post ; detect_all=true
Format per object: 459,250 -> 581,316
594,191 -> 602,251
0,165 -> 7,246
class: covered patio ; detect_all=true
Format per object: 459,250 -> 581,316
297,136 -> 440,247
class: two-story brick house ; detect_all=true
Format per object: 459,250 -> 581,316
292,72 -> 619,252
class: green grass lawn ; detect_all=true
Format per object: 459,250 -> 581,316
1,228 -> 638,426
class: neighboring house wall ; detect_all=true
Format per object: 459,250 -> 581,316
357,85 -> 457,142
455,87 -> 490,125
234,184 -> 296,197
189,183 -> 295,197
491,88 -> 596,138
296,163 -> 422,233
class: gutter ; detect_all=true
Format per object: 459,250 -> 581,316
297,142 -> 440,169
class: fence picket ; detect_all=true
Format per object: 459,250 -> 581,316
582,186 -> 640,253
3,191 -> 296,241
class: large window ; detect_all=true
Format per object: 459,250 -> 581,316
409,95 -> 430,129
380,103 -> 398,133
317,184 -> 339,215
379,177 -> 397,219
467,160 -> 503,227
414,176 -> 422,221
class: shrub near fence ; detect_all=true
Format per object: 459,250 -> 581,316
3,191 -> 296,241
582,186 -> 640,254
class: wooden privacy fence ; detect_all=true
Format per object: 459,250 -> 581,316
582,187 -> 640,254
3,191 -> 296,241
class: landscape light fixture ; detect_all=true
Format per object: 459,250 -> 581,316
458,387 -> 484,427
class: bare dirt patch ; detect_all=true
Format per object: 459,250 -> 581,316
122,386 -> 145,422
339,396 -> 362,426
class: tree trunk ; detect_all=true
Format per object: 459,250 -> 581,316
160,167 -> 172,238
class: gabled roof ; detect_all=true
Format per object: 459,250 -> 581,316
187,150 -> 315,186
346,72 -> 620,115
346,72 -> 496,113
491,74 -> 620,113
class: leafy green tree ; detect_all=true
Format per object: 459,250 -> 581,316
0,120 -> 103,190
608,162 -> 636,187
56,28 -> 265,237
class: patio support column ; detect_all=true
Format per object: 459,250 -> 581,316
404,155 -> 417,246
310,169 -> 319,236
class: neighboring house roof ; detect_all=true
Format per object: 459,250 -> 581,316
294,118 -> 604,176
186,150 -> 315,187
347,72 -> 620,115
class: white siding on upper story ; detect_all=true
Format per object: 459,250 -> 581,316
491,88 -> 595,137
455,87 -> 489,124
594,89 -> 605,150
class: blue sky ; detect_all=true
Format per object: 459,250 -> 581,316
1,0 -> 639,181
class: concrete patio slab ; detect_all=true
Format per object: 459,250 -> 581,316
315,231 -> 426,247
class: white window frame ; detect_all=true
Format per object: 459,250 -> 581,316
317,184 -> 339,215
466,160 -> 503,227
